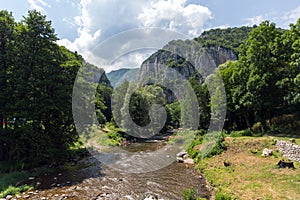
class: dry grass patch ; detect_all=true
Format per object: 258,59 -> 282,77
197,137 -> 300,200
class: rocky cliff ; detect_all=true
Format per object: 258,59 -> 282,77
139,40 -> 238,82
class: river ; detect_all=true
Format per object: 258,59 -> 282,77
17,140 -> 210,199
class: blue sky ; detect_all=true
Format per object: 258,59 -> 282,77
1,0 -> 300,72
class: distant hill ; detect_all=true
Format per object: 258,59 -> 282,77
107,68 -> 139,88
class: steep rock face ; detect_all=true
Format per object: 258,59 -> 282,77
206,46 -> 238,67
139,40 -> 238,81
139,50 -> 198,81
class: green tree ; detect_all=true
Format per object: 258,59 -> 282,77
0,11 -> 16,160
238,21 -> 283,127
112,80 -> 129,126
278,19 -> 300,116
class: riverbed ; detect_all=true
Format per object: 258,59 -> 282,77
17,141 -> 210,199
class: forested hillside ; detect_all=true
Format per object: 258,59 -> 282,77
194,26 -> 253,52
114,20 -> 300,139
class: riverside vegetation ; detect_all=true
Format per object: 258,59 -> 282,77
0,9 -> 300,199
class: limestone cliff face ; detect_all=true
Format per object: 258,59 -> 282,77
139,49 -> 197,81
139,40 -> 238,81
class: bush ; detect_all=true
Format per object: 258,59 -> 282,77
182,187 -> 205,200
215,192 -> 233,200
230,129 -> 252,137
186,132 -> 226,163
0,185 -> 32,198
0,171 -> 30,192
207,137 -> 226,158
252,122 -> 263,134
98,131 -> 125,146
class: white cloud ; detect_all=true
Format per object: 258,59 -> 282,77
104,50 -> 152,73
58,0 -> 212,72
244,7 -> 300,28
282,6 -> 300,27
209,24 -> 230,30
27,0 -> 51,13
138,0 -> 212,36
244,15 -> 266,26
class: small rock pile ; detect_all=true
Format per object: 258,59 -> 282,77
276,140 -> 300,162
176,151 -> 194,164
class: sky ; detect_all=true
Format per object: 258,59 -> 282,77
1,0 -> 300,72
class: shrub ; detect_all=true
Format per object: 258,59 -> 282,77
0,185 -> 32,198
251,122 -> 263,135
230,129 -> 252,137
98,131 -> 125,146
0,171 -> 30,192
215,192 -> 233,200
186,132 -> 226,162
206,135 -> 226,158
182,187 -> 205,200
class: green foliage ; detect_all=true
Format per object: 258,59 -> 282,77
0,165 -> 40,198
166,56 -> 189,68
181,187 -> 204,200
251,122 -> 263,134
166,101 -> 181,129
98,131 -> 125,146
0,10 -> 112,169
181,187 -> 206,200
119,83 -> 166,136
203,134 -> 226,159
0,185 -> 33,198
215,192 -> 233,200
217,20 -> 300,133
0,171 -> 30,192
195,26 -> 253,52
186,132 -> 226,163
230,129 -> 252,137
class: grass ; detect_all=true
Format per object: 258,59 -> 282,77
97,131 -> 125,146
81,123 -> 127,147
196,136 -> 300,200
0,185 -> 33,198
181,187 -> 206,200
0,169 -> 33,198
0,163 -> 57,198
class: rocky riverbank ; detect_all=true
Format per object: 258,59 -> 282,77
5,140 -> 210,200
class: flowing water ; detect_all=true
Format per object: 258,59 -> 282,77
18,141 -> 210,200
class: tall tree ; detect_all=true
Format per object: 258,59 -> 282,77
0,10 -> 16,160
238,21 -> 282,125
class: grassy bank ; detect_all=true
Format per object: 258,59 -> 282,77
0,144 -> 89,198
81,123 -> 127,148
196,136 -> 300,200
0,169 -> 33,198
